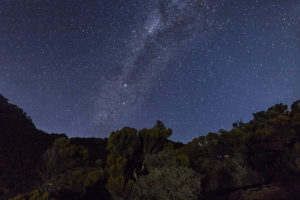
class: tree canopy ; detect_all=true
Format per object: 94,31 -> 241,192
0,95 -> 299,200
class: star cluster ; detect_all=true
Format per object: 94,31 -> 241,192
0,0 -> 299,142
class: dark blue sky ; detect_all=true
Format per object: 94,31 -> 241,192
0,0 -> 299,142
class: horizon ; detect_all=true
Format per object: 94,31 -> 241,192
2,93 -> 299,144
0,0 -> 299,142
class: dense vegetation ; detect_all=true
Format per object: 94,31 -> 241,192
0,94 -> 299,200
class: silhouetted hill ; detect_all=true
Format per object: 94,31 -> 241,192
0,95 -> 64,199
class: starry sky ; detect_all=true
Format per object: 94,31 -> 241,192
0,0 -> 299,142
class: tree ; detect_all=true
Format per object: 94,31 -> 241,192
131,167 -> 201,200
143,149 -> 189,170
105,121 -> 173,199
39,137 -> 103,199
130,150 -> 201,200
291,100 -> 300,134
139,120 -> 172,155
105,127 -> 139,200
105,154 -> 133,200
106,127 -> 140,159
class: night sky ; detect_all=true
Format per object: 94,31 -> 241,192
0,0 -> 299,142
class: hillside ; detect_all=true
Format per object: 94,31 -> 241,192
0,94 -> 299,200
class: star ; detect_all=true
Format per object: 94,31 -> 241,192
0,0 -> 298,142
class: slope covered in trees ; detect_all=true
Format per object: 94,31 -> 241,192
0,94 -> 299,200
0,95 -> 63,199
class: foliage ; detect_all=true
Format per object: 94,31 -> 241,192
179,100 -> 300,194
106,127 -> 140,159
105,154 -> 133,200
105,121 -> 173,200
143,149 -> 189,170
131,166 -> 201,200
39,137 -> 103,199
1,94 -> 300,200
105,127 -> 139,200
130,150 -> 201,200
139,120 -> 172,154
9,189 -> 52,200
0,95 -> 63,199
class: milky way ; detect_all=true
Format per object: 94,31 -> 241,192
0,0 -> 299,141
94,0 -> 225,134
